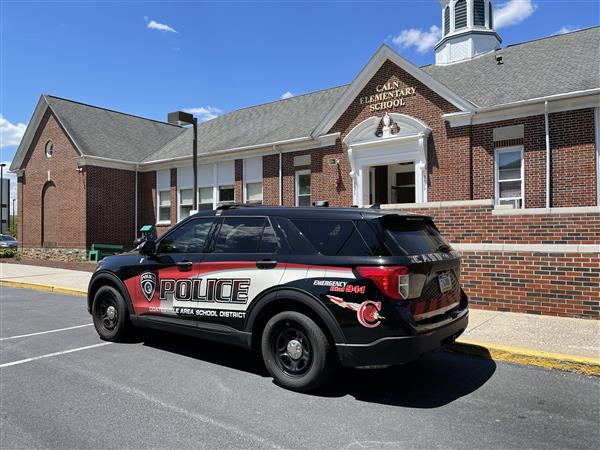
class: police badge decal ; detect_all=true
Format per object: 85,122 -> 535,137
140,272 -> 157,302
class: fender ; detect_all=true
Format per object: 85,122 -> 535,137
87,270 -> 135,316
245,288 -> 346,345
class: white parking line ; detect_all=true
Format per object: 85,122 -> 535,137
0,342 -> 113,368
0,324 -> 94,341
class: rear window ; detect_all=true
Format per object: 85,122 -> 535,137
291,219 -> 372,256
379,216 -> 448,256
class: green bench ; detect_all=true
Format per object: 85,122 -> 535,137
88,243 -> 124,261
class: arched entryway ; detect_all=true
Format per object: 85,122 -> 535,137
344,113 -> 431,207
41,181 -> 58,247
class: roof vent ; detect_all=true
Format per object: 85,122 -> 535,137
495,52 -> 504,65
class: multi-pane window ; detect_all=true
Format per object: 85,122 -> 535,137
158,191 -> 171,222
246,182 -> 263,204
179,188 -> 194,220
295,170 -> 311,207
444,6 -> 450,35
455,0 -> 467,29
474,0 -> 485,26
198,187 -> 213,211
495,147 -> 524,208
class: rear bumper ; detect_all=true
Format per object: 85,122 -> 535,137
336,309 -> 468,367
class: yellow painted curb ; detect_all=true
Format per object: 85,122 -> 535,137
0,280 -> 86,297
450,339 -> 600,377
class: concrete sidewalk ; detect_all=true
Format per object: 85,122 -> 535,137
1,262 -> 599,370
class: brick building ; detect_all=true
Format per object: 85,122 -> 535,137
10,4 -> 600,319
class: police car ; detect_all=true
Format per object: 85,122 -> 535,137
88,205 -> 468,391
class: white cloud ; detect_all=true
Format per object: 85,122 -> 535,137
1,160 -> 17,210
0,115 -> 27,148
494,0 -> 537,29
147,20 -> 177,33
281,91 -> 295,99
554,26 -> 579,35
183,106 -> 222,122
391,25 -> 442,54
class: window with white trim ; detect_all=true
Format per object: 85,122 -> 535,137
219,185 -> 235,204
158,190 -> 171,222
179,188 -> 194,220
295,170 -> 311,207
495,147 -> 524,209
244,157 -> 263,204
198,187 -> 213,211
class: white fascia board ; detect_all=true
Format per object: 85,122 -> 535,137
311,45 -> 476,138
444,89 -> 600,127
139,135 -> 340,172
76,155 -> 137,171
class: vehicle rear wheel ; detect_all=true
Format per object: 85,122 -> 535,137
261,311 -> 336,392
92,285 -> 131,342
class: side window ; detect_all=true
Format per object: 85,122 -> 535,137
291,219 -> 372,256
157,218 -> 215,254
214,217 -> 279,254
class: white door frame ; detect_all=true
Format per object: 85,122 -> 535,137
344,113 -> 430,207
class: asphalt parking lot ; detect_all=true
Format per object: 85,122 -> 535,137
1,287 -> 599,449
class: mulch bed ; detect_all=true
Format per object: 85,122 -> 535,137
1,258 -> 98,273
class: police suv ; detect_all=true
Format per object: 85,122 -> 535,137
88,205 -> 468,391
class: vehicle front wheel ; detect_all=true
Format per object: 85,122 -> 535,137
261,311 -> 336,392
92,285 -> 131,342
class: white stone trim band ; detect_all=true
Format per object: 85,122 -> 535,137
452,243 -> 600,254
492,206 -> 600,216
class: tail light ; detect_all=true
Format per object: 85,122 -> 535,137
355,266 -> 409,300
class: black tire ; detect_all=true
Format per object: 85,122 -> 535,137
92,285 -> 131,342
261,311 -> 336,392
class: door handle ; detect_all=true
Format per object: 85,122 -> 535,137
176,261 -> 193,271
256,260 -> 277,270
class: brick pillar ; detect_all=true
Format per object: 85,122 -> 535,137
235,159 -> 243,203
170,168 -> 177,224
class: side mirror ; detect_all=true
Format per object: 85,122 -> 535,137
139,239 -> 156,256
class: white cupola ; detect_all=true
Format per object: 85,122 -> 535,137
435,0 -> 502,65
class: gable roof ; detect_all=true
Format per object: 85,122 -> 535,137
422,26 -> 600,108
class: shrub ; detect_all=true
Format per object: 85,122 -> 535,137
0,248 -> 17,259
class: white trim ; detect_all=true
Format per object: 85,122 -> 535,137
494,146 -> 524,209
295,169 -> 311,207
595,107 -> 600,207
380,199 -> 494,209
444,90 -> 600,127
75,155 -> 137,171
492,206 -> 600,216
311,45 -> 474,138
452,243 -> 600,254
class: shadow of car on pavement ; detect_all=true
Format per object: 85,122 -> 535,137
139,330 -> 496,409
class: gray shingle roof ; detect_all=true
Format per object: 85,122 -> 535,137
141,86 -> 348,162
45,96 -> 185,161
422,27 -> 600,108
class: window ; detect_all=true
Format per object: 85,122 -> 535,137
379,216 -> 448,256
292,219 -> 372,256
444,6 -> 450,35
219,186 -> 235,204
179,188 -> 194,220
214,217 -> 279,253
495,147 -> 524,208
157,218 -> 215,254
488,1 -> 493,28
246,182 -> 263,204
198,187 -> 213,211
295,170 -> 311,207
474,0 -> 485,26
455,0 -> 467,29
158,191 -> 171,223
45,140 -> 54,158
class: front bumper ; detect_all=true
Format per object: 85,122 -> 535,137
336,309 -> 468,367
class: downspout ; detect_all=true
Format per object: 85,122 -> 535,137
134,163 -> 139,240
274,145 -> 282,206
544,101 -> 551,208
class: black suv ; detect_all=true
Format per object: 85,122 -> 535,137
88,205 -> 468,391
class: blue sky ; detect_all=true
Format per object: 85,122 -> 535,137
1,0 -> 599,195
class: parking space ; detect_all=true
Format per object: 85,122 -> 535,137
1,286 -> 599,449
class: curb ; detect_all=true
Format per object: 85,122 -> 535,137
2,280 -> 599,376
0,280 -> 87,297
449,339 -> 600,377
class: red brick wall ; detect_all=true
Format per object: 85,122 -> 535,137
138,171 -> 156,228
85,166 -> 136,247
18,110 -> 86,248
462,252 -> 599,319
550,109 -> 597,207
263,154 -> 280,205
235,159 -> 243,202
